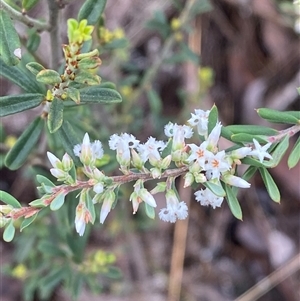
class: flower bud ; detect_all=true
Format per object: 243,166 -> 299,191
100,191 -> 115,224
139,188 -> 157,208
194,173 -> 207,183
161,155 -> 172,170
150,167 -> 162,179
62,153 -> 73,171
222,173 -> 251,188
150,182 -> 166,195
131,149 -> 143,169
183,172 -> 194,188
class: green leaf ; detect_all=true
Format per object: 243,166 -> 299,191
224,184 -> 243,220
147,89 -> 162,115
80,87 -> 122,104
241,157 -> 267,168
26,30 -> 41,52
78,0 -> 107,25
26,62 -> 45,76
105,266 -> 122,279
38,241 -> 66,257
36,175 -> 55,187
0,190 -> 21,208
225,125 -> 278,136
221,126 -> 234,141
231,133 -> 268,144
0,93 -> 44,117
145,203 -> 155,219
288,137 -> 300,169
50,193 -> 66,211
48,98 -> 64,133
3,220 -> 15,242
259,168 -> 280,203
56,121 -> 81,166
5,117 -> 44,170
36,69 -> 62,85
207,104 -> 218,135
66,87 -> 80,104
22,0 -> 39,11
263,135 -> 289,168
190,0 -> 213,18
0,10 -> 21,66
204,180 -> 226,197
0,58 -> 44,93
256,108 -> 299,124
74,70 -> 100,85
20,213 -> 38,231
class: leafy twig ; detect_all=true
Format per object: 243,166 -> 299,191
0,0 -> 49,31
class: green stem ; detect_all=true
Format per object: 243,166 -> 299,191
47,0 -> 61,70
0,0 -> 49,31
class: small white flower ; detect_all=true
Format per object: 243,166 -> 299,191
222,173 -> 251,188
159,190 -> 188,223
206,122 -> 222,150
100,190 -> 115,224
187,141 -> 210,169
93,182 -> 104,194
47,151 -> 61,169
249,139 -> 273,163
75,202 -> 92,236
137,136 -> 165,163
195,188 -> 224,209
164,123 -> 193,151
188,109 -> 210,136
205,150 -> 231,179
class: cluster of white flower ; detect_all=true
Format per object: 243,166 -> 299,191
46,108 -> 273,236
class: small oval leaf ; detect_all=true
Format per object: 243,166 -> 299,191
0,190 -> 21,208
50,193 -> 66,211
0,93 -> 44,117
48,98 -> 64,133
204,180 -> 226,197
145,203 -> 155,219
26,62 -> 45,76
20,213 -> 38,231
3,220 -> 16,242
5,117 -> 44,170
36,69 -> 62,85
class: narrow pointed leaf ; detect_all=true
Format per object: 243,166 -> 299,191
78,0 -> 107,25
87,193 -> 96,223
231,133 -> 268,144
0,93 -> 44,117
3,220 -> 15,242
256,108 -> 299,124
0,10 -> 21,66
50,193 -> 66,211
225,125 -> 278,136
56,121 -> 81,166
224,184 -> 243,220
288,136 -> 300,169
0,190 -> 21,208
80,87 -> 122,104
22,0 -> 39,11
20,213 -> 38,231
259,168 -> 280,203
207,104 -> 218,135
48,98 -> 64,133
5,117 -> 44,170
0,58 -> 44,93
263,135 -> 289,168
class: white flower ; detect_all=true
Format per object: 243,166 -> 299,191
47,151 -> 61,169
188,109 -> 210,136
73,133 -> 103,165
75,202 -> 92,236
205,150 -> 231,179
195,188 -> 224,209
187,141 -> 210,169
158,190 -> 188,223
222,173 -> 251,188
137,136 -> 165,164
249,139 -> 273,163
100,190 -> 115,224
206,122 -> 222,150
109,133 -> 139,168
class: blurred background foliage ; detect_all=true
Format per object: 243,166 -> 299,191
0,0 -> 299,300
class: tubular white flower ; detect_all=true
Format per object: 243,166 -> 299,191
159,190 -> 188,223
222,173 -> 251,188
188,109 -> 210,136
75,202 -> 91,236
206,122 -> 222,151
249,139 -> 273,163
100,191 -> 115,224
195,188 -> 224,209
137,136 -> 165,164
47,151 -> 62,169
187,141 -> 210,169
